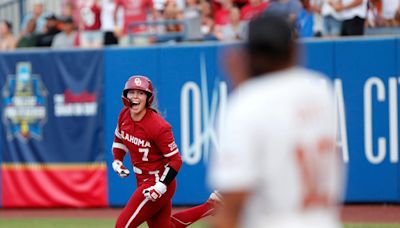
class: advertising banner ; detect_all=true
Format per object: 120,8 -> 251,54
0,50 -> 107,207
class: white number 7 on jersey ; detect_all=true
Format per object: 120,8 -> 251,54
139,148 -> 149,161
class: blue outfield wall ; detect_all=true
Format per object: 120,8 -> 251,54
105,38 -> 400,205
0,38 -> 399,207
303,38 -> 400,202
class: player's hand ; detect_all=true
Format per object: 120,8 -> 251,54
142,182 -> 167,202
112,160 -> 130,178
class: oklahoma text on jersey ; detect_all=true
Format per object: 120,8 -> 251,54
119,130 -> 151,148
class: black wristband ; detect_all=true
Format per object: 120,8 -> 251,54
160,165 -> 178,185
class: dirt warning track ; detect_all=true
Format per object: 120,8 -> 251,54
1,205 -> 399,223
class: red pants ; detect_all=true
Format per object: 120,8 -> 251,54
116,179 -> 215,228
116,180 -> 177,228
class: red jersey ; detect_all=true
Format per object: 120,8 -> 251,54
80,3 -> 101,31
116,0 -> 154,34
214,8 -> 231,25
240,2 -> 268,20
113,108 -> 182,186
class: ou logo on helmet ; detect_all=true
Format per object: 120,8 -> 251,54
134,78 -> 142,86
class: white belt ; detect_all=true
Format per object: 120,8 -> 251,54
133,166 -> 160,176
133,166 -> 160,182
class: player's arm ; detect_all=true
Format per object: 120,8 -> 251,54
157,126 -> 182,186
160,149 -> 182,185
112,126 -> 130,178
215,191 -> 249,228
209,97 -> 259,227
143,126 -> 182,201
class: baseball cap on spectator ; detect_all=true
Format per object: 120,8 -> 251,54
45,14 -> 57,20
60,17 -> 74,24
1,20 -> 12,30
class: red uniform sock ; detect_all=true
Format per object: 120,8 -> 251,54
170,201 -> 215,228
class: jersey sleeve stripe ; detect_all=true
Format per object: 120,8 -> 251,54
112,142 -> 128,152
164,149 -> 179,157
115,127 -> 122,139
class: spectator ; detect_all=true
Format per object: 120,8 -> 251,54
36,14 -> 61,47
155,0 -> 185,15
183,0 -> 203,40
330,0 -> 367,35
381,0 -> 400,26
265,0 -> 302,22
17,19 -> 38,48
102,0 -> 121,45
319,0 -> 342,36
114,0 -> 158,46
20,0 -> 48,34
162,0 -> 184,33
309,0 -> 324,36
240,0 -> 269,21
396,7 -> 400,25
264,0 -> 302,34
209,13 -> 343,228
79,0 -> 103,48
297,0 -> 316,37
366,0 -> 382,28
60,1 -> 78,26
62,1 -> 75,19
215,7 -> 245,41
213,0 -> 234,26
234,0 -> 250,8
0,20 -> 17,51
51,17 -> 78,49
201,0 -> 217,40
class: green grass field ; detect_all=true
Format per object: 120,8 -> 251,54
0,219 -> 400,228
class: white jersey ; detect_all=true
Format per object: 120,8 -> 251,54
209,67 -> 343,228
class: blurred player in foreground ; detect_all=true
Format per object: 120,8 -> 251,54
112,75 -> 221,228
209,13 -> 344,228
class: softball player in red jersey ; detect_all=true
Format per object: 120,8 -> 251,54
112,75 -> 221,228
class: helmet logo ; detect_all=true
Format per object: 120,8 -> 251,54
134,78 -> 142,86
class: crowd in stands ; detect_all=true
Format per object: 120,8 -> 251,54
0,0 -> 400,51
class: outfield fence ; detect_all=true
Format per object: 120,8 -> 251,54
0,38 -> 399,207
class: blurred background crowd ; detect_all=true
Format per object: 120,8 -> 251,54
0,0 -> 399,51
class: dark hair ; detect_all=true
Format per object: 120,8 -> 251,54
1,20 -> 12,30
245,13 -> 296,76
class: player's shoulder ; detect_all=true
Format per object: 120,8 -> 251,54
227,67 -> 331,113
289,67 -> 333,95
117,107 -> 130,122
263,67 -> 331,93
145,109 -> 172,131
294,67 -> 330,82
225,82 -> 262,123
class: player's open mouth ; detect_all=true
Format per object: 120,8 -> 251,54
132,102 -> 140,107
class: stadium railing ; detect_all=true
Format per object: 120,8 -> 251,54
128,19 -> 187,44
0,0 -> 25,33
